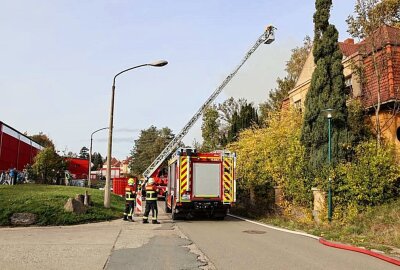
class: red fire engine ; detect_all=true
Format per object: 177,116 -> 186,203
138,26 -> 275,218
165,148 -> 236,219
147,167 -> 168,198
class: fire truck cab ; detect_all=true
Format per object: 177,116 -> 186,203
165,148 -> 236,220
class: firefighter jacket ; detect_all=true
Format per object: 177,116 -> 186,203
125,185 -> 136,201
145,183 -> 158,201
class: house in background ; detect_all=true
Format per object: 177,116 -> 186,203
120,157 -> 132,177
99,157 -> 121,179
91,156 -> 133,180
284,25 -> 400,149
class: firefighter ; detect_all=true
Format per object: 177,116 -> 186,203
142,178 -> 160,224
123,178 -> 136,222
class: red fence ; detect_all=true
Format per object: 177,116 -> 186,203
112,177 -> 128,196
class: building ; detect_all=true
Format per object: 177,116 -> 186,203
285,25 -> 400,148
0,121 -> 43,172
99,157 -> 121,178
120,157 -> 132,177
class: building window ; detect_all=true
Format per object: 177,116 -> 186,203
397,127 -> 400,141
294,99 -> 302,112
345,76 -> 353,97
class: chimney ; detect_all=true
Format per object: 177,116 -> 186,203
343,38 -> 354,44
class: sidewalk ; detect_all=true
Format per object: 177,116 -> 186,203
0,205 -> 193,270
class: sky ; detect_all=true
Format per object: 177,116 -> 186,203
0,0 -> 357,160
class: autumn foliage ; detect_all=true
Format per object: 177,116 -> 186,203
229,109 -> 311,206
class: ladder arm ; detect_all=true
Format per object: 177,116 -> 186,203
143,26 -> 276,178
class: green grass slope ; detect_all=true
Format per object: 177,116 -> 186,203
0,184 -> 125,226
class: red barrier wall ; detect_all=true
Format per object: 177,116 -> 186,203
113,177 -> 128,196
0,122 -> 43,171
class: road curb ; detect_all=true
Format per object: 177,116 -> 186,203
228,214 -> 320,240
229,214 -> 400,267
319,238 -> 400,266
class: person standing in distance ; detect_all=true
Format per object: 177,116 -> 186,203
142,178 -> 160,224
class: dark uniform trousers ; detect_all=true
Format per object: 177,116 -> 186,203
143,187 -> 158,223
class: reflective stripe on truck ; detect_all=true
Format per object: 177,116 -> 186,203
223,156 -> 234,204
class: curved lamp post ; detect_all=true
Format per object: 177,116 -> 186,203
104,60 -> 168,208
88,127 -> 108,188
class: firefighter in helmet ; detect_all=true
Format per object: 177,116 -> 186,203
123,178 -> 136,222
142,178 -> 160,224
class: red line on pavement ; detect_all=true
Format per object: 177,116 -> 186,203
319,238 -> 400,266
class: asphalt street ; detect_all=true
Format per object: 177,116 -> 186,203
0,201 -> 398,270
175,214 -> 399,270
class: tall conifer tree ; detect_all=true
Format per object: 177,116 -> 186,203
301,0 -> 348,171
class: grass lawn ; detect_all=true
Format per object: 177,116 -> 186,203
0,184 -> 125,226
232,199 -> 400,256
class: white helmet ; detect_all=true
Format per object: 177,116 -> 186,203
148,178 -> 155,184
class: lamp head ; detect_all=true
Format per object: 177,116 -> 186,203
149,60 -> 168,67
323,108 -> 335,119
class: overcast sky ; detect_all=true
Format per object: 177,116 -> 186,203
1,0 -> 356,160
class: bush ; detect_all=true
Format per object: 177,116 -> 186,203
333,141 -> 400,219
229,109 -> 311,207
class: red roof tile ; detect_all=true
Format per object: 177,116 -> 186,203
358,25 -> 400,54
339,42 -> 360,57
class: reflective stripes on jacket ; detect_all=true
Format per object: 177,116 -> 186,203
145,184 -> 158,200
125,186 -> 136,201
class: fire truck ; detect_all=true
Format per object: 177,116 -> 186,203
139,26 -> 275,213
151,167 -> 168,198
165,148 -> 236,219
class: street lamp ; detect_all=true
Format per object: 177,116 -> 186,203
323,108 -> 334,222
88,127 -> 108,188
104,60 -> 168,208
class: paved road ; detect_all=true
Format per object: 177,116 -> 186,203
175,215 -> 399,270
0,201 -> 398,270
0,203 -> 210,270
105,214 -> 209,270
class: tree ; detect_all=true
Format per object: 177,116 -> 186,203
217,97 -> 247,126
201,105 -> 221,151
346,0 -> 400,146
91,152 -> 104,170
79,146 -> 89,159
30,132 -> 55,148
226,102 -> 259,144
347,0 -> 400,39
260,36 -> 312,121
301,0 -> 349,172
32,147 -> 66,184
129,126 -> 174,176
200,99 -> 260,149
229,109 -> 309,206
65,151 -> 78,158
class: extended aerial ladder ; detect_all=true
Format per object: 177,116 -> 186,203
142,25 -> 276,178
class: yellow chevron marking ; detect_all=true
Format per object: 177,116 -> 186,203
223,157 -> 234,203
180,157 -> 189,198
